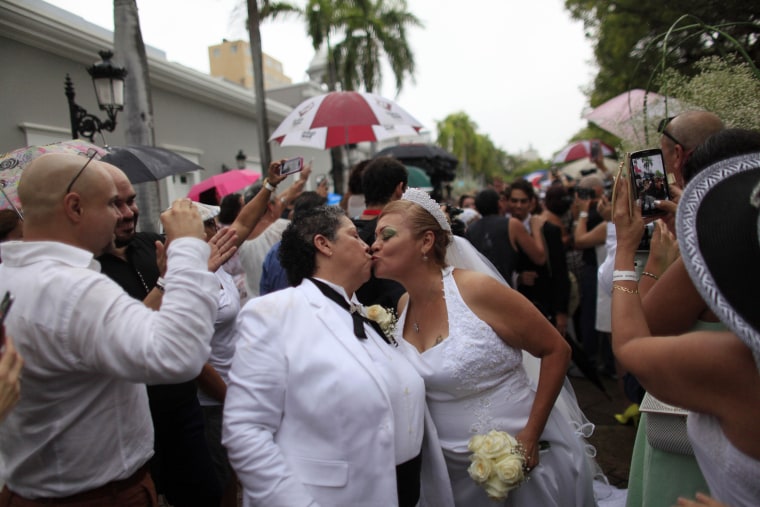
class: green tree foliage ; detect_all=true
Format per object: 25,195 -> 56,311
305,0 -> 421,94
565,0 -> 760,106
435,112 -> 513,181
658,56 -> 760,131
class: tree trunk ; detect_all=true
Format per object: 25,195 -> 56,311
113,0 -> 160,232
247,0 -> 272,170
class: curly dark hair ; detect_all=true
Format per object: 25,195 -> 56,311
279,205 -> 345,286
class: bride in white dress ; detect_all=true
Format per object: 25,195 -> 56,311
371,189 -> 614,507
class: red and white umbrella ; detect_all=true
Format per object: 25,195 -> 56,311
552,140 -> 616,164
269,91 -> 424,150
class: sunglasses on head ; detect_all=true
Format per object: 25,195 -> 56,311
658,116 -> 683,147
65,148 -> 99,194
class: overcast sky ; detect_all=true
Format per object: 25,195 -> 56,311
45,0 -> 597,160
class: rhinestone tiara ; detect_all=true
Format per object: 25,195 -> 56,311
401,187 -> 451,231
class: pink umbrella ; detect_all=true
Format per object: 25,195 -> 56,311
0,140 -> 106,214
187,169 -> 261,203
269,91 -> 424,150
552,140 -> 616,164
583,89 -> 690,145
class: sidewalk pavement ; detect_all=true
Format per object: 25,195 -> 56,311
570,373 -> 637,488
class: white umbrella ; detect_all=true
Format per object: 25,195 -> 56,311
269,91 -> 424,150
584,89 -> 692,146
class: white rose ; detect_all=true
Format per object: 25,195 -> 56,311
484,474 -> 510,500
494,453 -> 525,486
468,434 -> 486,453
476,430 -> 513,459
366,305 -> 393,331
467,454 -> 492,484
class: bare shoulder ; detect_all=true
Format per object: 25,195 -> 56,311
451,268 -> 516,305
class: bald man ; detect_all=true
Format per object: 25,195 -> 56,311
659,110 -> 724,188
0,153 -> 219,505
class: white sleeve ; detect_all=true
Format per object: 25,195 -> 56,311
67,237 -> 219,383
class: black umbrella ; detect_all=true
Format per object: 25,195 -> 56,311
565,333 -> 611,398
101,145 -> 203,184
375,143 -> 458,170
374,144 -> 459,201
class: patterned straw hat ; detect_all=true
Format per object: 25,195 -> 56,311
677,152 -> 760,364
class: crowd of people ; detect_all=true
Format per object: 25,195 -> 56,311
0,108 -> 758,507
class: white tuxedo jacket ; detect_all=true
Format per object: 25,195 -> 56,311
223,279 -> 454,507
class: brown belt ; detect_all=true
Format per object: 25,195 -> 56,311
0,463 -> 157,506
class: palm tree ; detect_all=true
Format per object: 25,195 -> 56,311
113,0 -> 159,231
305,0 -> 422,191
243,1 -> 300,171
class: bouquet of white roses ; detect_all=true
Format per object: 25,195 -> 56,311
467,429 -> 526,501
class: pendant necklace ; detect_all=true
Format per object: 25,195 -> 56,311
413,276 -> 443,333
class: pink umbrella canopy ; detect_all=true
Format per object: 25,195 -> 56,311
583,89 -> 690,145
269,91 -> 424,150
0,140 -> 107,213
552,140 -> 616,164
187,169 -> 261,203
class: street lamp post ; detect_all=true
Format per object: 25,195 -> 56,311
235,150 -> 247,170
65,50 -> 128,142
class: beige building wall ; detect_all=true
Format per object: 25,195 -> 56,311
208,39 -> 292,90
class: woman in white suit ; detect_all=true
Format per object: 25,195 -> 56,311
222,205 -> 452,507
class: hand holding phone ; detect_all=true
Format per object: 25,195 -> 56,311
589,140 -> 601,161
628,148 -> 670,218
279,157 -> 304,177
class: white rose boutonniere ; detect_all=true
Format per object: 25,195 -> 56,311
467,430 -> 526,501
365,304 -> 398,346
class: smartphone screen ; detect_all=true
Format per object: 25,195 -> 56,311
279,157 -> 304,177
629,148 -> 670,217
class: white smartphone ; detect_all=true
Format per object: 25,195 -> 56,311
280,157 -> 304,176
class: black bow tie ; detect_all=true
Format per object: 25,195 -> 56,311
309,278 -> 393,345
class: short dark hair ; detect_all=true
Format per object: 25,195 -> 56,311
279,205 -> 345,286
347,159 -> 371,195
218,193 -> 243,225
0,209 -> 21,242
474,189 -> 500,216
508,178 -> 536,200
292,191 -> 327,220
361,157 -> 408,206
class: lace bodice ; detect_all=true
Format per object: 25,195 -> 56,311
397,267 -> 528,402
687,412 -> 760,506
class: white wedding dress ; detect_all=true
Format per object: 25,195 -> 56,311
399,266 -> 605,507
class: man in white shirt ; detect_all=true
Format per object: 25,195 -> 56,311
0,153 -> 218,504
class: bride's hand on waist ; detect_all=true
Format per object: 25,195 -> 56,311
515,430 -> 539,472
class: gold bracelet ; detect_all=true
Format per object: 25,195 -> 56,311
641,271 -> 660,280
612,284 -> 639,295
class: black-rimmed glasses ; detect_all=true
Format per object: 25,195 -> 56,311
65,148 -> 99,194
658,116 -> 683,147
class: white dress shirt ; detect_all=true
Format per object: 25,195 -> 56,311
0,238 -> 218,499
237,218 -> 289,299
